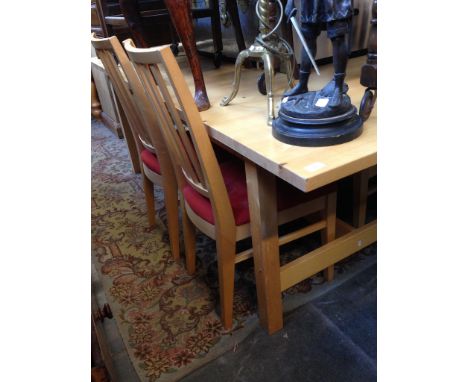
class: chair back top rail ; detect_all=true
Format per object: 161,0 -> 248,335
91,34 -> 155,149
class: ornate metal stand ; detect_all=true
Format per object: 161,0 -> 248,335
220,0 -> 294,125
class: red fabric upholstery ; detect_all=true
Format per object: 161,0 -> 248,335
183,159 -> 330,226
140,149 -> 161,174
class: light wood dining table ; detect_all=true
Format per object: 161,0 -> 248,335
181,55 -> 377,334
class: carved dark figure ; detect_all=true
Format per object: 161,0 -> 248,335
284,0 -> 353,108
359,0 -> 377,121
272,0 -> 363,146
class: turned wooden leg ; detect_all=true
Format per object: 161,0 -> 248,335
164,0 -> 211,111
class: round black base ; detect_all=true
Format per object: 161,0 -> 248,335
272,113 -> 363,147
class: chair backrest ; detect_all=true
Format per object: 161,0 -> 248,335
91,33 -> 159,154
123,40 -> 236,229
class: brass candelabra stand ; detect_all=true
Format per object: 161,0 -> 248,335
220,0 -> 294,125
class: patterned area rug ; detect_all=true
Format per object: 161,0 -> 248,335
91,119 -> 377,381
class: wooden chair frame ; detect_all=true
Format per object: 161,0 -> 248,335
91,34 -> 180,261
123,40 -> 337,330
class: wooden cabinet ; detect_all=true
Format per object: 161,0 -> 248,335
91,57 -> 123,138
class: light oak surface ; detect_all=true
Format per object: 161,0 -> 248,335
185,56 -> 377,192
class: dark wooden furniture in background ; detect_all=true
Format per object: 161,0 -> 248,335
94,0 -> 247,111
91,291 -> 115,382
92,1 -> 105,123
92,1 -> 109,37
91,78 -> 102,119
359,0 -> 377,121
91,57 -> 124,139
163,0 -> 212,110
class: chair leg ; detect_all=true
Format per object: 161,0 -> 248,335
216,234 -> 236,330
163,183 -> 180,262
181,202 -> 197,275
322,191 -> 337,281
142,174 -> 156,227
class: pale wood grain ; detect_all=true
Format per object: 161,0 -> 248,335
280,221 -> 377,291
245,162 -> 283,334
178,56 -> 377,192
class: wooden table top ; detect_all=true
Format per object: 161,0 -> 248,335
181,55 -> 376,192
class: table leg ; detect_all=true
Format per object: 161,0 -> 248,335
245,161 -> 283,334
353,168 -> 370,228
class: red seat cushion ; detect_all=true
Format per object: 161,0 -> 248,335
140,148 -> 161,174
182,159 -> 328,226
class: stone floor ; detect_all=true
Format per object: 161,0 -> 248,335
94,258 -> 376,382
181,264 -> 377,382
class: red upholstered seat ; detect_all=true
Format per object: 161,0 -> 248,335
140,148 -> 161,174
183,160 -> 327,226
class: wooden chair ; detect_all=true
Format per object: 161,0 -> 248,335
91,34 -> 180,261
123,40 -> 338,330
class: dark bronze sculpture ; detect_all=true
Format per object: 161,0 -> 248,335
359,0 -> 377,121
273,0 -> 363,146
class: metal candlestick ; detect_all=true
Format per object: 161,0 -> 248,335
220,0 -> 294,125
